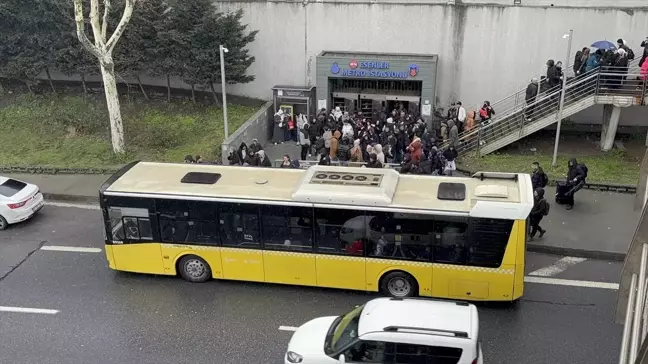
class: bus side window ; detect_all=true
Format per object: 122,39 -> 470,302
261,205 -> 313,252
314,208 -> 366,256
109,207 -> 151,242
218,203 -> 260,248
432,217 -> 469,265
108,207 -> 125,241
466,218 -> 514,268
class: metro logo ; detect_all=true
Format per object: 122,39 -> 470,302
349,59 -> 358,69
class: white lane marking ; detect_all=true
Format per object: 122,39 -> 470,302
528,256 -> 588,277
45,201 -> 99,210
524,276 -> 619,290
0,306 -> 59,315
41,246 -> 102,253
279,326 -> 299,332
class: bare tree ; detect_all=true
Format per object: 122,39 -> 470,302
73,0 -> 136,154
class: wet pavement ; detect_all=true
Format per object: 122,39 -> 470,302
0,204 -> 625,364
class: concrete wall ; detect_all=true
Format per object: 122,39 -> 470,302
221,101 -> 273,164
213,0 -> 648,124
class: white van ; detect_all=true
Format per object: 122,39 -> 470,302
285,297 -> 483,364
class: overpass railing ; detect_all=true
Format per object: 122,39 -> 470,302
443,68 -> 647,155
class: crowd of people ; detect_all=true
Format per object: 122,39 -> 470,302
256,104 -> 489,176
525,38 -> 648,122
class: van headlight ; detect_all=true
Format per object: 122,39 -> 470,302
286,351 -> 303,363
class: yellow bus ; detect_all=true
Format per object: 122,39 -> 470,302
99,162 -> 533,301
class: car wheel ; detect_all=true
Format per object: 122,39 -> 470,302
0,215 -> 8,230
177,255 -> 212,283
381,271 -> 418,298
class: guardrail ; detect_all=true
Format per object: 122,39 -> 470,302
443,68 -> 647,156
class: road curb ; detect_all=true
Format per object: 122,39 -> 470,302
42,193 -> 98,204
527,243 -> 625,261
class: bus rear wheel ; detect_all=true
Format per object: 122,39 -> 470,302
381,271 -> 417,298
178,255 -> 212,283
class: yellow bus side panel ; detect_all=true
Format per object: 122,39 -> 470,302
513,219 -> 527,299
431,221 -> 520,301
263,251 -> 316,287
366,259 -> 433,296
432,265 -> 515,301
160,244 -> 223,278
105,245 -> 116,269
220,247 -> 265,282
111,243 -> 167,275
315,255 -> 366,291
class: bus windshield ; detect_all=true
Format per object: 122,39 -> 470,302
326,304 -> 364,353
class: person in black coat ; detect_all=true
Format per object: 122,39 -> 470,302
524,78 -> 539,120
529,188 -> 549,239
546,59 -> 561,89
562,158 -> 586,210
531,161 -> 548,190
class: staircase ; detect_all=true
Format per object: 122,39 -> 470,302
451,58 -> 647,156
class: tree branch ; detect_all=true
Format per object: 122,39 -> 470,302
101,0 -> 112,41
73,0 -> 103,59
89,0 -> 105,47
106,0 -> 135,53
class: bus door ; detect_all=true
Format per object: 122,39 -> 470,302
260,206 -> 316,287
107,206 -> 166,274
314,210 -> 366,291
218,203 -> 265,282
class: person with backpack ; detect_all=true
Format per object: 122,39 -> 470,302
529,188 -> 549,240
617,38 -> 635,61
562,158 -> 588,210
531,161 -> 549,190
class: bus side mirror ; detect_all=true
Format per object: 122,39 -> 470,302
338,354 -> 346,364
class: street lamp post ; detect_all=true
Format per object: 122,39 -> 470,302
551,29 -> 573,168
219,45 -> 229,139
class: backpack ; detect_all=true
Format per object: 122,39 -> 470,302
626,46 -> 635,60
579,163 -> 588,179
542,200 -> 550,216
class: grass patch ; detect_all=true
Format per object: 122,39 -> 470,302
0,93 -> 258,168
460,149 -> 641,185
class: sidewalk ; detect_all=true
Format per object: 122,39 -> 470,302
529,186 -> 639,260
7,172 -> 639,260
4,173 -> 109,203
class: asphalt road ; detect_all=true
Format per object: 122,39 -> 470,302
0,205 -> 624,364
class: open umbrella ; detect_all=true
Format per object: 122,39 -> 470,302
591,40 -> 617,50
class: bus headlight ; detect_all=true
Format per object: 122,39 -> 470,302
286,351 -> 303,363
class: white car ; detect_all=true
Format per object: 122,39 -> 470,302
0,176 -> 44,230
285,297 -> 483,364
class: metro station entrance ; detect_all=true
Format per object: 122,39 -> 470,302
316,51 -> 438,120
330,78 -> 422,120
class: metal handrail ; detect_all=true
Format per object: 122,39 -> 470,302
452,57 -> 643,144
442,65 -> 647,155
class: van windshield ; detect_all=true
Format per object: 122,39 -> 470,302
325,304 -> 364,353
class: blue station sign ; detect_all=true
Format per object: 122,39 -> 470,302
330,59 -> 419,79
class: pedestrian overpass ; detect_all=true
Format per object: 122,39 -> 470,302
450,58 -> 647,156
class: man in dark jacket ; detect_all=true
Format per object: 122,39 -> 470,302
563,158 -> 586,210
531,161 -> 548,190
524,78 -> 539,120
529,188 -> 549,240
546,59 -> 561,89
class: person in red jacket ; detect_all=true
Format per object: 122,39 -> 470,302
407,137 -> 423,162
345,240 -> 364,255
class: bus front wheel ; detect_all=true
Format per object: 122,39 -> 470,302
178,255 -> 212,283
381,271 -> 418,298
